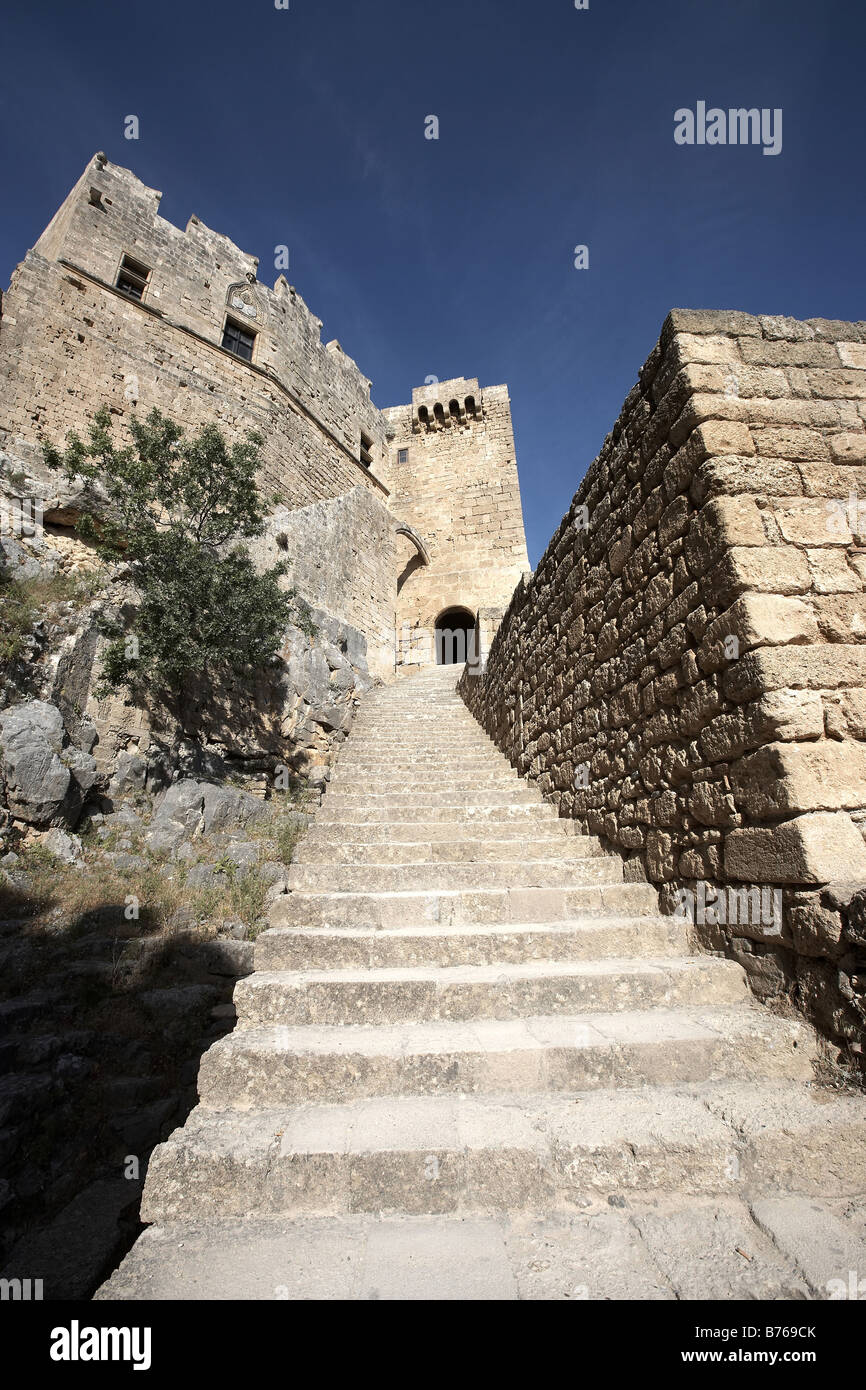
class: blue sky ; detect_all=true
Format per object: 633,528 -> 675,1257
1,0 -> 863,565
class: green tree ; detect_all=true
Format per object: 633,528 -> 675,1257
43,408 -> 310,715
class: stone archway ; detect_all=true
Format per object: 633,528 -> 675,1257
435,606 -> 477,665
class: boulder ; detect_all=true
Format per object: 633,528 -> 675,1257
0,701 -> 97,827
200,783 -> 269,836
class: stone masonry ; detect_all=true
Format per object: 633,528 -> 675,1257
462,308 -> 866,1063
382,379 -> 531,667
0,155 -> 531,682
100,665 -> 866,1300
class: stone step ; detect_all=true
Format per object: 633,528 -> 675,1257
358,718 -> 476,726
233,957 -> 747,1028
345,735 -> 496,749
322,789 -> 540,808
99,1187 -> 866,1300
294,837 -> 602,864
196,1007 -> 815,1108
270,882 -> 659,930
255,917 -> 692,971
337,751 -> 507,764
335,762 -> 512,778
304,820 -> 576,843
315,803 -> 559,825
284,857 -> 623,893
327,773 -> 524,793
139,1082 -> 866,1224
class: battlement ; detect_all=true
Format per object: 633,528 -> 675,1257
20,154 -> 381,466
0,154 -> 531,680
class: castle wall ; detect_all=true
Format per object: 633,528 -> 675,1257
382,377 -> 530,665
0,155 -> 531,690
252,486 -> 397,682
461,308 -> 866,1056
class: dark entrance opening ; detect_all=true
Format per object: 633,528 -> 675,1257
435,607 -> 477,665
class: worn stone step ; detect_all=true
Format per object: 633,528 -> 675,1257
323,789 -> 540,809
270,882 -> 659,930
328,773 -> 523,793
294,836 -> 602,865
335,765 -> 513,781
139,1082 -> 866,1224
345,736 -> 496,750
304,820 -> 576,844
233,957 -> 747,1027
255,917 -> 692,971
315,803 -> 559,825
103,1187 -> 866,1300
345,750 -> 499,762
197,1007 -> 815,1108
284,857 -> 623,893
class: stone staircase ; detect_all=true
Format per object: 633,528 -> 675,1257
99,664 -> 866,1300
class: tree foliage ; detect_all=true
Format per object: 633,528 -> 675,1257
44,408 -> 310,707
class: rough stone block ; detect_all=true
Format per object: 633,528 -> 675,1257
709,546 -> 811,604
724,812 -> 866,884
730,741 -> 866,818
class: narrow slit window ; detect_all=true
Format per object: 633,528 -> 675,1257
222,318 -> 256,362
116,254 -> 150,301
360,431 -> 374,467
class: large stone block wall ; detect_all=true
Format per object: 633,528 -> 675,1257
382,377 -> 530,665
461,308 -> 866,1058
253,485 -> 398,682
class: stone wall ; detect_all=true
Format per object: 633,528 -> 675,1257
382,377 -> 531,665
461,308 -> 866,1060
1,155 -> 534,683
254,486 -> 397,682
1,154 -> 391,506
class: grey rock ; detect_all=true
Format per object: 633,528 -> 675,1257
104,807 -> 143,830
108,751 -> 147,798
0,701 -> 71,825
153,780 -> 205,832
201,783 -> 269,836
186,863 -> 220,888
0,535 -> 56,581
223,840 -> 260,869
102,852 -> 147,871
145,822 -> 188,855
40,828 -> 83,864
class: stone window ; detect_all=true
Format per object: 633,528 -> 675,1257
398,448 -> 408,464
360,431 -> 374,468
116,254 -> 150,302
221,317 -> 256,362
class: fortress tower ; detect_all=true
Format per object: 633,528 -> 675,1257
382,378 -> 530,669
0,155 -> 530,679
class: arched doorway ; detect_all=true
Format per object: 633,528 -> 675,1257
435,607 -> 477,665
